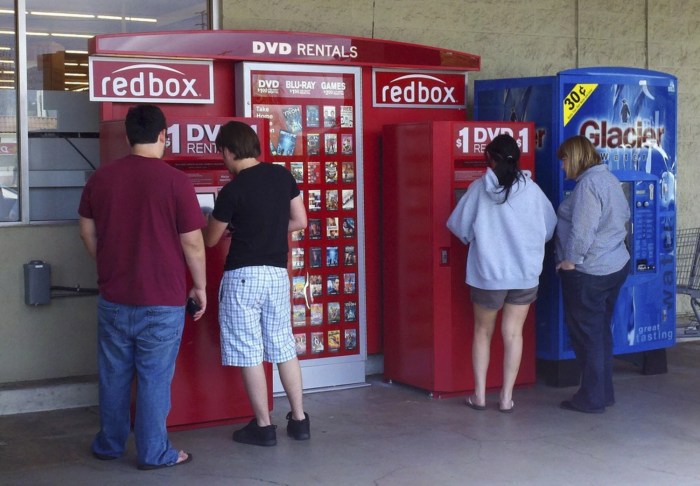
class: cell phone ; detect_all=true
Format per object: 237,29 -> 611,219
186,297 -> 201,317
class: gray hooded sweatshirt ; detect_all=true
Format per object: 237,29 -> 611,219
446,168 -> 557,290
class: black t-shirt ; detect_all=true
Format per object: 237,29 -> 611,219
212,163 -> 300,270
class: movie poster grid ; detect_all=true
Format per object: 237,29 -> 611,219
257,97 -> 358,358
254,102 -> 354,160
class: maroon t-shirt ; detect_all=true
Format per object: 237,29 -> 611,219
78,155 -> 205,306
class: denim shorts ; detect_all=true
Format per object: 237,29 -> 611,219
469,285 -> 538,310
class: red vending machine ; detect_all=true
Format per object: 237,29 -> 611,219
382,121 -> 536,397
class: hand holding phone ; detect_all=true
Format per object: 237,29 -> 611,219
186,297 -> 201,317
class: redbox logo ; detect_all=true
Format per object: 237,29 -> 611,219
373,70 -> 466,109
89,57 -> 214,104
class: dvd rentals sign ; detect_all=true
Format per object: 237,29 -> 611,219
89,57 -> 214,104
372,69 -> 467,109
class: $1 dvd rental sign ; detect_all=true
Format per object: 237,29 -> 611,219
165,119 -> 260,158
162,118 -> 264,170
453,124 -> 531,159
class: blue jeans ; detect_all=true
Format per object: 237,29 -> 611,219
91,297 -> 185,466
559,261 -> 630,411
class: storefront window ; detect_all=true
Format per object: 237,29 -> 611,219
0,2 -> 18,222
15,1 -> 208,222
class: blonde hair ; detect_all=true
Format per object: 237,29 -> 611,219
557,135 -> 601,179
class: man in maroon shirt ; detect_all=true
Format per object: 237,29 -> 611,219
78,105 -> 206,470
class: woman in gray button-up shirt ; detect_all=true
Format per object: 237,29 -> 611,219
555,135 -> 630,414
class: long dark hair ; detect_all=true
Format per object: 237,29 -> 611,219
485,134 -> 522,203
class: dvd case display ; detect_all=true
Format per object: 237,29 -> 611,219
326,190 -> 338,211
323,106 -> 336,127
328,330 -> 341,352
340,106 -> 353,128
344,273 -> 356,294
310,247 -> 322,268
306,105 -> 319,127
295,333 -> 307,356
307,134 -> 320,155
341,162 -> 354,183
246,66 -> 361,362
310,274 -> 322,297
328,302 -> 341,323
345,329 -> 357,349
341,134 -> 353,155
324,133 -> 337,155
292,275 -> 306,298
342,217 -> 355,237
325,161 -> 338,183
326,246 -> 339,266
290,162 -> 304,183
342,190 -> 354,210
326,217 -> 339,239
308,190 -> 321,211
310,303 -> 323,325
311,332 -> 324,354
293,304 -> 306,327
292,248 -> 305,270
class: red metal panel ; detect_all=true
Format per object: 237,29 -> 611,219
361,70 -> 468,353
89,30 -> 480,71
382,121 -> 537,397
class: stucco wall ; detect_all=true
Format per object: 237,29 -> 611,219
0,225 -> 97,383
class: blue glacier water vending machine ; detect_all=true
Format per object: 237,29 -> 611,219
474,67 -> 678,385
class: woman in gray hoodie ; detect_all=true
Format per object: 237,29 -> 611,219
447,134 -> 556,412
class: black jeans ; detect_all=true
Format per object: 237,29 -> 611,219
559,261 -> 630,411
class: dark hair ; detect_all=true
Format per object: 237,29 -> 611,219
215,121 -> 261,160
485,134 -> 522,203
125,104 -> 167,146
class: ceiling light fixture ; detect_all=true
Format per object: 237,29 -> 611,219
30,11 -> 95,19
51,33 -> 94,39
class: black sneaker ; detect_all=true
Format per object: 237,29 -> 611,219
286,412 -> 310,440
232,418 -> 277,446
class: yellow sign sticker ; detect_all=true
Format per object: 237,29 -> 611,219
563,83 -> 598,126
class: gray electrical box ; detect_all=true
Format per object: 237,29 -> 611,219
24,260 -> 51,305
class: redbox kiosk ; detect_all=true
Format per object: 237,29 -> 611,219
382,121 -> 536,397
89,30 -> 480,428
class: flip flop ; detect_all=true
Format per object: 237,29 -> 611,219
499,400 -> 515,413
138,451 -> 193,471
466,396 -> 486,411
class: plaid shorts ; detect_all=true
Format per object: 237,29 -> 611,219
219,266 -> 296,367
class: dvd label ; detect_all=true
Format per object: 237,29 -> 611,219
252,41 -> 293,55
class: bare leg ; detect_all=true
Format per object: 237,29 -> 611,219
240,364 -> 271,426
471,303 -> 499,406
278,357 -> 305,420
499,303 -> 530,409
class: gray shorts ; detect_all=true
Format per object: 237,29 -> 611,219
469,285 -> 538,310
